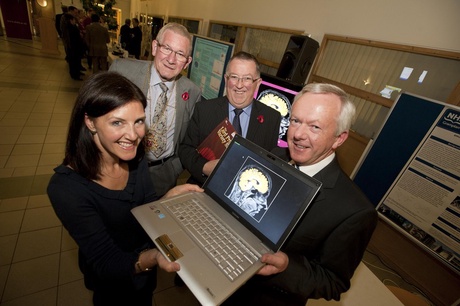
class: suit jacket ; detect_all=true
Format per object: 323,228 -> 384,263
179,96 -> 281,185
109,58 -> 201,156
85,22 -> 110,57
224,158 -> 378,306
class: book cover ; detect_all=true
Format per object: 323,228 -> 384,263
197,118 -> 236,160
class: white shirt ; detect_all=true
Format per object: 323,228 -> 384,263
297,153 -> 336,177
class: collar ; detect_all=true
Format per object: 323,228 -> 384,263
297,153 -> 335,177
228,101 -> 253,115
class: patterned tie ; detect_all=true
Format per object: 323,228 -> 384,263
233,108 -> 243,135
151,83 -> 168,158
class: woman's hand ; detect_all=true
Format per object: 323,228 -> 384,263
162,183 -> 204,199
137,248 -> 180,273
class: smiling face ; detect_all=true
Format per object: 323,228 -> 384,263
85,101 -> 146,163
152,30 -> 192,82
287,92 -> 348,166
225,59 -> 261,109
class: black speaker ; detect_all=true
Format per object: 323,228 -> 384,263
276,35 -> 319,85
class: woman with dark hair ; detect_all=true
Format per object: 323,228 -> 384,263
47,72 -> 201,306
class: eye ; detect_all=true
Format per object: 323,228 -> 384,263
290,118 -> 300,125
135,118 -> 145,125
111,120 -> 122,126
243,76 -> 253,82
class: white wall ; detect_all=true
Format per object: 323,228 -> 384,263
131,0 -> 460,52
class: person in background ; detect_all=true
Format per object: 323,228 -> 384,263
47,72 -> 202,306
119,18 -> 132,51
81,7 -> 95,69
109,22 -> 201,198
223,83 -> 378,306
63,14 -> 84,80
55,5 -> 67,38
129,18 -> 142,59
85,13 -> 110,73
179,51 -> 281,186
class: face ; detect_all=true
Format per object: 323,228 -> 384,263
225,59 -> 261,109
152,30 -> 192,82
287,92 -> 348,166
85,101 -> 146,163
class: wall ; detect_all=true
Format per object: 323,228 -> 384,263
131,0 -> 460,52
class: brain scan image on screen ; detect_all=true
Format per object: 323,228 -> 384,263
226,164 -> 273,221
257,89 -> 291,139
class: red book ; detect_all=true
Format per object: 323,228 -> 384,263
197,118 -> 236,160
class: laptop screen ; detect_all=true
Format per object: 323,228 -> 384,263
204,135 -> 322,251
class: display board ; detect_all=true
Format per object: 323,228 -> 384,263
353,93 -> 460,274
254,73 -> 303,147
187,35 -> 234,100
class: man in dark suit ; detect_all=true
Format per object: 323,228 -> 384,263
110,23 -> 201,197
223,83 -> 378,305
179,51 -> 281,185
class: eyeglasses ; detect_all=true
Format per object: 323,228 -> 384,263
156,43 -> 189,63
225,74 -> 260,86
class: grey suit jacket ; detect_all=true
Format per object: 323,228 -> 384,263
109,58 -> 201,155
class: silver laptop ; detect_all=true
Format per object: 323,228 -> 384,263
132,135 -> 321,305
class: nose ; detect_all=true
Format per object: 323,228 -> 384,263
125,124 -> 139,140
293,124 -> 308,139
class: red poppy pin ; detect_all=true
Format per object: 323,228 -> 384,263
182,92 -> 189,101
257,115 -> 264,123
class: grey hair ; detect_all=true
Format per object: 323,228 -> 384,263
156,23 -> 193,55
293,83 -> 356,135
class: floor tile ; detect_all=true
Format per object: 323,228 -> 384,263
20,206 -> 61,232
2,254 -> 59,301
58,249 -> 82,285
13,227 -> 61,262
0,287 -> 57,306
57,280 -> 92,306
0,197 -> 28,212
27,194 -> 51,208
0,234 -> 18,265
0,210 -> 24,236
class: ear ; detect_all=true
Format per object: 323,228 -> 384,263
84,114 -> 96,133
152,40 -> 158,55
182,56 -> 192,70
332,130 -> 349,150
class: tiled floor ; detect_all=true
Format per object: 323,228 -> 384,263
0,36 -> 432,306
0,36 -> 199,306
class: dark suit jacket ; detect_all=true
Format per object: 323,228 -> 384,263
179,96 -> 281,185
224,158 -> 378,306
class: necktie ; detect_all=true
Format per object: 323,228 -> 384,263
151,83 -> 168,158
233,108 -> 243,135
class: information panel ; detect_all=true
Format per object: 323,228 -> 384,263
188,35 -> 234,100
354,93 -> 460,274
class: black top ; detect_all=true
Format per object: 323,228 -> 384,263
47,157 -> 158,292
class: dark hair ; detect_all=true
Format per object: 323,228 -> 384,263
227,51 -> 261,77
64,72 -> 147,180
91,13 -> 100,23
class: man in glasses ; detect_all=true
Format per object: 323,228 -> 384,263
179,51 -> 281,185
110,23 -> 201,197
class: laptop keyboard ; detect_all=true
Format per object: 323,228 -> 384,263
167,199 -> 260,281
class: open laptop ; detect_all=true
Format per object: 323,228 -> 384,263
132,135 -> 322,305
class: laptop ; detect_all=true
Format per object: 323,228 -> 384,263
132,135 -> 322,305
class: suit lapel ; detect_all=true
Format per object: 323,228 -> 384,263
246,100 -> 261,139
174,77 -> 186,146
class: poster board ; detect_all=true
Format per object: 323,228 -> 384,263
353,93 -> 460,274
187,35 -> 234,100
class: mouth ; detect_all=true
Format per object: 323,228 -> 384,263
292,141 -> 309,150
118,141 -> 136,150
